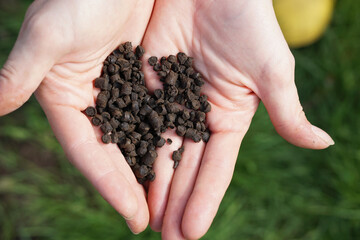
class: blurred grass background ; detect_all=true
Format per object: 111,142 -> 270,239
0,0 -> 359,239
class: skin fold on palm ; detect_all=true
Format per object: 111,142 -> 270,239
0,0 -> 334,239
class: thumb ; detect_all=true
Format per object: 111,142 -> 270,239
0,16 -> 60,116
259,61 -> 334,149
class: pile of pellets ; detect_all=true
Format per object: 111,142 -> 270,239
84,42 -> 211,184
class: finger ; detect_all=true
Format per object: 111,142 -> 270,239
161,139 -> 205,240
0,14 -> 63,116
181,131 -> 244,240
258,61 -> 334,149
41,105 -> 146,227
100,137 -> 149,234
147,129 -> 182,232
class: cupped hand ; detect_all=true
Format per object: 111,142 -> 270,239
0,0 -> 154,234
142,0 -> 334,239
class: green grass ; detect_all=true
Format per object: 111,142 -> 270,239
1,0 -> 360,239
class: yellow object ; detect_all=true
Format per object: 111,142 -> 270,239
274,0 -> 335,48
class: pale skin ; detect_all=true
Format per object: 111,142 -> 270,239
0,0 -> 334,239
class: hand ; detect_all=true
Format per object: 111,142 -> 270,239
142,0 -> 334,239
0,0 -> 154,234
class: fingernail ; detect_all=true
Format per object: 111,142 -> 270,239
311,125 -> 335,146
126,221 -> 139,235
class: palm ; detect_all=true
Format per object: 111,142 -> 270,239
142,0 -> 330,239
18,0 -> 155,233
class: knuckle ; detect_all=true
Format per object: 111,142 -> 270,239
0,61 -> 17,84
275,108 -> 306,133
26,15 -> 52,42
23,11 -> 62,48
260,53 -> 296,96
0,64 -> 29,114
268,55 -> 295,81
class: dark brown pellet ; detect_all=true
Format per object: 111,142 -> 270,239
148,111 -> 162,130
115,98 -> 126,108
111,131 -> 124,143
139,104 -> 152,116
84,106 -> 96,117
167,113 -> 177,123
192,133 -> 202,142
125,156 -> 136,166
182,109 -> 190,120
135,45 -> 145,58
158,105 -> 168,116
130,132 -> 141,144
108,64 -> 119,74
123,95 -> 131,105
123,143 -> 135,153
154,89 -> 164,99
173,160 -> 179,169
96,92 -> 108,108
158,71 -> 167,78
160,56 -> 167,65
101,134 -> 111,144
143,133 -> 153,141
147,169 -> 156,181
177,52 -> 187,65
167,55 -> 176,63
167,138 -> 173,145
138,122 -> 150,135
199,95 -> 208,103
202,131 -> 210,143
172,150 -> 182,162
148,56 -> 158,66
185,120 -> 194,129
184,57 -> 194,67
118,44 -> 125,53
153,63 -> 161,71
100,122 -> 113,134
118,59 -> 130,70
147,143 -> 156,151
171,62 -> 180,72
139,165 -> 149,177
120,82 -> 132,95
165,71 -> 178,85
110,109 -> 123,119
142,150 -> 157,166
101,112 -> 111,122
120,122 -> 130,132
91,114 -> 103,126
176,125 -> 186,137
201,101 -> 212,113
177,117 -> 185,125
124,42 -> 132,53
167,85 -> 178,97
196,111 -> 206,122
137,145 -> 148,157
195,122 -> 202,131
94,77 -> 109,90
156,137 -> 166,147
185,128 -> 196,139
134,165 -> 145,178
